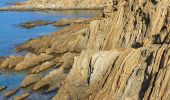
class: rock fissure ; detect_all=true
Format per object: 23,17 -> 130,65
0,0 -> 170,99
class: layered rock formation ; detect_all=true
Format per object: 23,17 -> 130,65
0,0 -> 170,100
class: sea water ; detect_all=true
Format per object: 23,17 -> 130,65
0,0 -> 100,99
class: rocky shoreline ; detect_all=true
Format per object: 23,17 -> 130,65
0,0 -> 170,100
0,0 -> 104,11
18,17 -> 102,29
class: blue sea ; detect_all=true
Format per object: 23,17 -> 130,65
0,0 -> 99,99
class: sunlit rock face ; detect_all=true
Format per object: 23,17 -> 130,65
52,0 -> 170,100
0,0 -> 170,100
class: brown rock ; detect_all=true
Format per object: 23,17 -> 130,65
49,1 -> 170,99
20,20 -> 53,29
15,53 -> 53,70
16,24 -> 89,54
48,24 -> 90,54
14,93 -> 30,100
5,88 -> 19,97
16,35 -> 51,53
20,74 -> 42,88
0,86 -> 7,92
53,17 -> 101,26
0,56 -> 6,65
32,68 -> 66,91
52,50 -> 119,100
31,61 -> 56,74
5,2 -> 26,7
54,52 -> 79,69
0,56 -> 24,69
0,0 -> 170,100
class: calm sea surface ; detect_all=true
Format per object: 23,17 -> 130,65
0,0 -> 100,99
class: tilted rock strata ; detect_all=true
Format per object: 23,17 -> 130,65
0,0 -> 170,100
52,44 -> 170,100
53,17 -> 102,26
14,93 -> 30,100
21,74 -> 42,88
5,88 -> 19,97
15,53 -> 54,70
16,24 -> 89,54
31,61 -> 56,74
52,0 -> 169,99
32,68 -> 66,91
53,50 -> 119,100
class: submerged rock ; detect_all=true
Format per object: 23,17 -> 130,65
19,20 -> 54,29
0,57 -> 6,65
0,86 -> 7,92
5,88 -> 19,97
14,93 -> 30,100
5,2 -> 26,6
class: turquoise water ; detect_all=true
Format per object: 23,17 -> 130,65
0,0 -> 100,99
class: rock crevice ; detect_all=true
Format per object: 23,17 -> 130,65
0,0 -> 170,100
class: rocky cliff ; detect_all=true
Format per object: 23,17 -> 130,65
0,0 -> 170,100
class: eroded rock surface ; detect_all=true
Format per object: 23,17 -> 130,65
53,17 -> 101,26
0,0 -> 170,100
19,20 -> 54,29
32,68 -> 66,91
14,93 -> 30,100
15,53 -> 53,70
20,74 -> 42,88
5,88 -> 19,97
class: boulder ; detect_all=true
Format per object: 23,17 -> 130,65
15,53 -> 53,70
20,74 -> 42,88
0,56 -> 24,69
31,61 -> 56,74
32,68 -> 66,91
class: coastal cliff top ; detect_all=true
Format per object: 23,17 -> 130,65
0,0 -> 105,10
